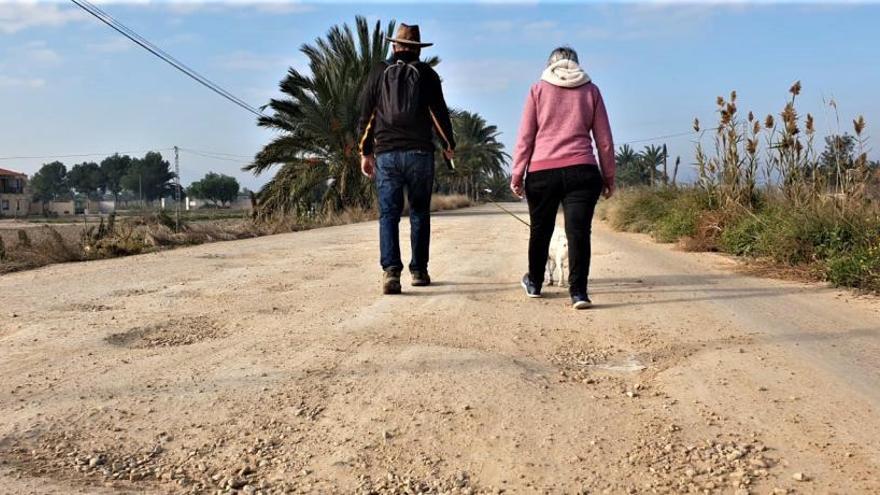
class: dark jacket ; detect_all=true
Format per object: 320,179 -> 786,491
357,51 -> 455,156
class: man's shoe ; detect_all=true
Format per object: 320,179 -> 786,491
383,270 -> 402,295
521,273 -> 542,298
571,292 -> 592,310
411,270 -> 431,287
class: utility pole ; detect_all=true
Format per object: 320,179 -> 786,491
663,144 -> 669,186
174,145 -> 181,232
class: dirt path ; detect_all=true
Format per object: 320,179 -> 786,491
1,203 -> 878,494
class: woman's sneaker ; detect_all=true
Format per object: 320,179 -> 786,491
383,269 -> 402,295
571,292 -> 592,309
521,273 -> 542,298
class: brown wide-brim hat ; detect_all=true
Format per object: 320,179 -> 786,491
386,23 -> 433,47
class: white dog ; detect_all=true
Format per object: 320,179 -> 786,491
546,229 -> 569,287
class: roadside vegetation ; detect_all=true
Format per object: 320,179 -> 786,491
0,194 -> 470,275
601,82 -> 880,292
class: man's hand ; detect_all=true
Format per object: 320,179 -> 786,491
443,149 -> 455,161
361,154 -> 376,180
603,181 -> 615,199
510,175 -> 524,199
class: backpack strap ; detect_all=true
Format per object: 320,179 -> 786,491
383,59 -> 420,76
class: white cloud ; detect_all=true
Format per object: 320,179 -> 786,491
159,1 -> 315,15
441,58 -> 535,95
0,4 -> 87,35
0,75 -> 46,89
475,18 -> 564,44
250,2 -> 314,15
161,32 -> 200,45
214,50 -> 299,72
18,40 -> 62,64
87,37 -> 132,53
481,20 -> 516,33
0,1 -> 313,34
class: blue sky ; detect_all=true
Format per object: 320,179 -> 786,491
1,1 -> 878,190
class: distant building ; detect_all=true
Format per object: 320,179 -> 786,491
0,167 -> 30,218
184,192 -> 254,211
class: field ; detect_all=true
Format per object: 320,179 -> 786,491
0,195 -> 472,275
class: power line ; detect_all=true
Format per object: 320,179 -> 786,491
618,128 -> 719,146
74,0 -> 263,117
0,149 -> 173,161
178,148 -> 253,164
177,147 -> 254,160
69,0 -> 264,118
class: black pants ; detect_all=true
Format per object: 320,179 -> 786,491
525,164 -> 604,295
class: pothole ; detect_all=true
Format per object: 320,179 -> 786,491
105,316 -> 224,349
550,344 -> 640,383
194,253 -> 225,259
109,287 -> 160,298
62,303 -> 115,313
588,355 -> 648,373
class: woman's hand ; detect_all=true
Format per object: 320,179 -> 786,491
510,175 -> 524,198
602,181 -> 615,199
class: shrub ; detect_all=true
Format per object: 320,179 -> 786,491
720,213 -> 765,256
825,243 -> 880,291
653,191 -> 711,243
610,188 -> 677,233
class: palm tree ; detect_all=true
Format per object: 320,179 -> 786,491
247,17 -> 425,219
640,144 -> 667,187
615,144 -> 641,186
435,110 -> 509,200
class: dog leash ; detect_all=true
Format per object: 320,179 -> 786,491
481,189 -> 531,227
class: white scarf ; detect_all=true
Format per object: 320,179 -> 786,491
541,59 -> 591,88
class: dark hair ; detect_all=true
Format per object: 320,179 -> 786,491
547,46 -> 579,66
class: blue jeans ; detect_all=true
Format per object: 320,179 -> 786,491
376,150 -> 435,273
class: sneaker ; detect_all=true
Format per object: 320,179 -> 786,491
571,292 -> 592,310
411,270 -> 431,287
521,273 -> 542,298
383,269 -> 402,295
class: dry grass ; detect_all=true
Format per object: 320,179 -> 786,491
0,195 -> 474,275
430,194 -> 472,212
602,83 -> 879,293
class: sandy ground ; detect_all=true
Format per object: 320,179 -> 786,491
1,202 -> 878,494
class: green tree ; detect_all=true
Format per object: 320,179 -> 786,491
481,172 -> 516,201
615,144 -> 642,186
818,134 -> 856,189
68,162 -> 105,199
188,172 -> 240,206
615,144 -> 668,187
640,144 -> 667,187
435,110 -> 509,201
122,152 -> 176,203
30,161 -> 69,204
246,17 -> 412,219
100,153 -> 132,204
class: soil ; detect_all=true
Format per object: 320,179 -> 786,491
1,203 -> 878,494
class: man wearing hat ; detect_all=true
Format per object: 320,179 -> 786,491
358,23 -> 456,295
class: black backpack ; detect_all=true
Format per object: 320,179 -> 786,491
378,60 -> 422,127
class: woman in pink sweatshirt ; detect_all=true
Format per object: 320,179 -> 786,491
510,46 -> 616,309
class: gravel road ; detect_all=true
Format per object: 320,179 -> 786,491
1,203 -> 878,494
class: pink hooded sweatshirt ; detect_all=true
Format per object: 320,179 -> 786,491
511,59 -> 615,186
